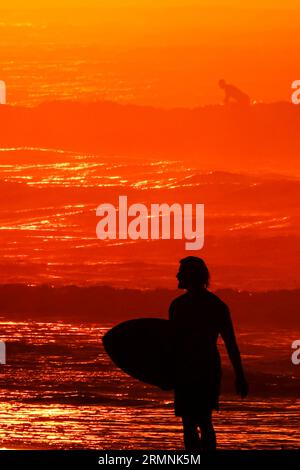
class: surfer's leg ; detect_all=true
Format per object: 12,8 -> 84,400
198,411 -> 216,451
182,416 -> 201,450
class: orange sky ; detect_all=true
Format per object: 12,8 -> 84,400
0,1 -> 299,105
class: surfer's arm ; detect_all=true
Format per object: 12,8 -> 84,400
220,307 -> 248,397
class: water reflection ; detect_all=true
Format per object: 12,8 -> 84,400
0,321 -> 298,449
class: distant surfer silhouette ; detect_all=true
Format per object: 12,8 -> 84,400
169,257 -> 248,451
219,79 -> 250,106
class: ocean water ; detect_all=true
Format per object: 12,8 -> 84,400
0,147 -> 299,290
0,321 -> 298,450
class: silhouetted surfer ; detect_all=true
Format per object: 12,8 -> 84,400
169,257 -> 248,451
219,79 -> 250,106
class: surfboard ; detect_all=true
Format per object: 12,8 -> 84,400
102,318 -> 174,389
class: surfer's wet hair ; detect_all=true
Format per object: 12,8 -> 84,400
179,256 -> 210,288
